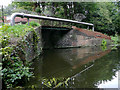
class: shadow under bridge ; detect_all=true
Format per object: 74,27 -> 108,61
41,26 -> 72,49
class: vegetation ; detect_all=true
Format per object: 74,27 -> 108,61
0,24 -> 33,39
0,1 -> 120,89
101,39 -> 107,51
25,77 -> 70,88
111,34 -> 120,45
26,21 -> 40,27
0,22 -> 40,88
101,39 -> 107,46
1,47 -> 34,88
1,2 -> 120,36
41,77 -> 70,88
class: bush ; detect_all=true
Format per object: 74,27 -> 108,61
26,21 -> 40,27
1,47 -> 34,88
0,24 -> 35,88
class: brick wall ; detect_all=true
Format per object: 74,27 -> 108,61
41,26 -> 111,49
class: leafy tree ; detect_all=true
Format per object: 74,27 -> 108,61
5,1 -> 120,35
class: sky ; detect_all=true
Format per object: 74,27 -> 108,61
0,0 -> 12,7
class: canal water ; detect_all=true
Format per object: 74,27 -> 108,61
25,46 -> 120,88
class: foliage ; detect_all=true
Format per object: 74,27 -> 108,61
101,39 -> 107,51
111,34 -> 119,45
101,45 -> 107,51
1,46 -> 34,88
1,2 -> 120,35
0,23 -> 4,26
9,2 -> 120,35
42,77 -> 70,88
0,63 -> 2,77
101,39 -> 107,46
25,77 -> 70,89
1,35 -> 9,48
110,34 -> 119,49
0,24 -> 34,38
26,21 -> 40,27
0,24 -> 37,88
1,1 -> 120,88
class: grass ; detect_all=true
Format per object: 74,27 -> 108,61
0,21 -> 40,43
26,21 -> 40,27
0,24 -> 33,38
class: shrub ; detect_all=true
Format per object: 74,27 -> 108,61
26,21 -> 40,27
0,24 -> 35,88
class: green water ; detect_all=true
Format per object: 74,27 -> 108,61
25,46 -> 120,88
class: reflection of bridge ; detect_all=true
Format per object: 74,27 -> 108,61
40,47 -> 111,78
27,47 -> 119,88
72,49 -> 111,69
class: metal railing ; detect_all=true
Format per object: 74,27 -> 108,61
10,13 -> 94,31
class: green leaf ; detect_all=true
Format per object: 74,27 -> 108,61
53,78 -> 57,85
54,82 -> 63,88
48,81 -> 52,87
65,78 -> 70,86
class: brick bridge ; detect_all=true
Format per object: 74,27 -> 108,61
10,13 -> 111,49
10,13 -> 111,61
40,26 -> 111,49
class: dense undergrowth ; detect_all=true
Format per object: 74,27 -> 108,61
1,46 -> 34,88
0,22 -> 40,40
0,21 -> 40,88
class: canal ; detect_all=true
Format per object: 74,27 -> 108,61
25,46 -> 120,88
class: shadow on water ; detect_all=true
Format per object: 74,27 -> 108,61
25,46 -> 120,88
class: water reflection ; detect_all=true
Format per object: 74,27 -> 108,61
26,46 -> 120,88
98,71 -> 118,88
